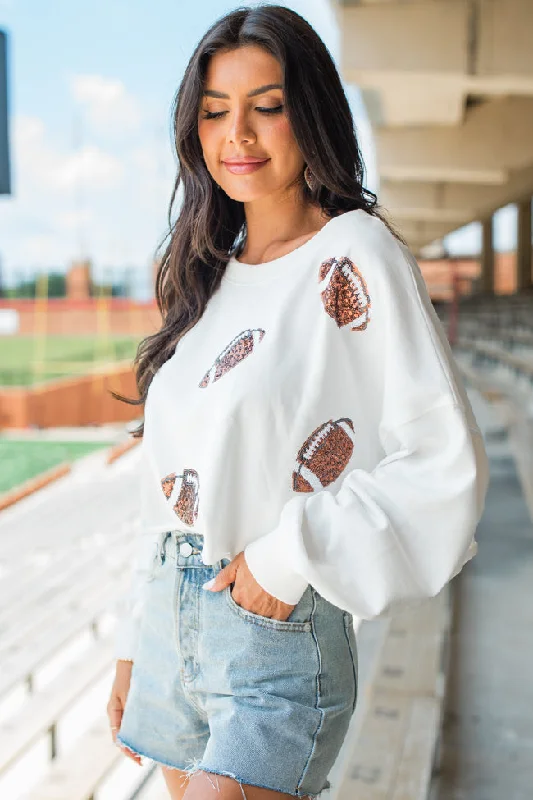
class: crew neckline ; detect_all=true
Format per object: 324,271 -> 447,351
222,209 -> 362,285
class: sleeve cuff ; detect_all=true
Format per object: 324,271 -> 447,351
243,496 -> 309,605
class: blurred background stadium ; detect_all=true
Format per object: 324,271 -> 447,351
0,2 -> 532,799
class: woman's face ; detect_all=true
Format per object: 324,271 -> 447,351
197,45 -> 305,203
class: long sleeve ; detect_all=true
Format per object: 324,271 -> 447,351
243,221 -> 490,619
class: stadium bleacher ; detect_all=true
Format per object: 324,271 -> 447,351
0,291 -> 532,799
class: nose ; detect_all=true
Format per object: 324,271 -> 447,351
226,108 -> 256,145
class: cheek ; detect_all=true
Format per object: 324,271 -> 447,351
264,117 -> 301,160
265,115 -> 294,144
197,121 -> 218,161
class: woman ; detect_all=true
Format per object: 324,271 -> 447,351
107,5 -> 489,799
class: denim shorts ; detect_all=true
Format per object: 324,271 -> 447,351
116,530 -> 358,799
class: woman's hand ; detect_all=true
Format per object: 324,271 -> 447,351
204,550 -> 296,621
107,660 -> 142,766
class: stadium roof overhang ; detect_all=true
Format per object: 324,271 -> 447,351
331,0 -> 533,252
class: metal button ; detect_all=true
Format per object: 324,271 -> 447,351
179,542 -> 193,557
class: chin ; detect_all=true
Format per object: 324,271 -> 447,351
222,185 -> 277,203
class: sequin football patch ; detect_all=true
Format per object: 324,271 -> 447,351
292,418 -> 355,492
199,328 -> 266,387
318,256 -> 371,331
161,468 -> 199,526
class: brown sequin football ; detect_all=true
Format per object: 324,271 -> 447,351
293,418 -> 355,492
161,468 -> 200,526
318,256 -> 371,331
199,328 -> 266,387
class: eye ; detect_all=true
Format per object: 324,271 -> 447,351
201,105 -> 284,120
256,105 -> 284,114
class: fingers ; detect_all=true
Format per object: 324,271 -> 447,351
203,557 -> 238,592
118,741 -> 143,766
107,697 -> 142,766
229,581 -> 296,620
108,699 -> 123,743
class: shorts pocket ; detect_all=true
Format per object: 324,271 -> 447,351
224,583 -> 313,632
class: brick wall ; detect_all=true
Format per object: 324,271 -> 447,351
66,260 -> 91,300
418,251 -> 520,300
0,363 -> 141,429
0,298 -> 162,336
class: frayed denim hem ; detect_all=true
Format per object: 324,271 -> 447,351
187,762 -> 330,799
115,734 -> 190,778
115,734 -> 328,799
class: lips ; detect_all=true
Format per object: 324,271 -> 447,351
223,158 -> 270,175
223,157 -> 269,164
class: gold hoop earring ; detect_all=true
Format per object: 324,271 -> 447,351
304,164 -> 318,192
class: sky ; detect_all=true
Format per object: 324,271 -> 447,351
0,0 -> 519,298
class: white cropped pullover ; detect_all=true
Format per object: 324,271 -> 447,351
114,208 -> 489,661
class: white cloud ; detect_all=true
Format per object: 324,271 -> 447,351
445,203 -> 519,256
13,114 -> 123,192
52,144 -> 123,191
15,114 -> 46,159
11,232 -> 71,265
445,223 -> 481,256
55,208 -> 94,231
69,74 -> 142,136
0,110 -> 175,297
494,204 -> 518,251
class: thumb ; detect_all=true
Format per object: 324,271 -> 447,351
203,563 -> 235,592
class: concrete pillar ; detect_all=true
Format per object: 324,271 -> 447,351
516,198 -> 532,291
480,216 -> 495,294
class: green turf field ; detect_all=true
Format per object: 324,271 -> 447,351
0,335 -> 140,386
0,439 -> 113,494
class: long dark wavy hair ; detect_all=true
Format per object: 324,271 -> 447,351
114,4 -> 405,437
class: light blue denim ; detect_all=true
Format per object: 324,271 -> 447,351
117,529 -> 358,798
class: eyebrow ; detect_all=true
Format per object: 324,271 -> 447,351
202,83 -> 283,99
